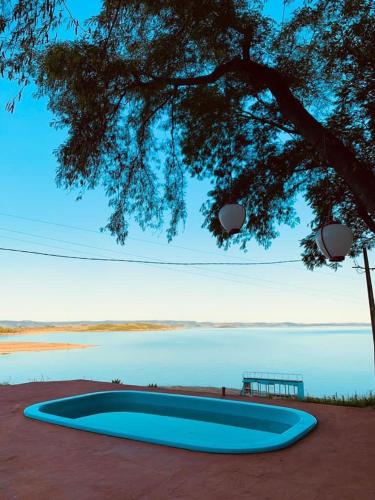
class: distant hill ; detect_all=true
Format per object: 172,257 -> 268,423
0,322 -> 175,335
0,319 -> 370,328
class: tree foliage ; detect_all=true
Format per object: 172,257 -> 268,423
1,0 -> 374,268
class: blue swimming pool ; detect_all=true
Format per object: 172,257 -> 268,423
24,391 -> 317,453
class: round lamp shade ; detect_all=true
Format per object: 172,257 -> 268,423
218,204 -> 246,235
316,223 -> 353,262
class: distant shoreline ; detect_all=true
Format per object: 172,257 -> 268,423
0,322 -> 177,337
0,320 -> 370,341
0,320 -> 370,334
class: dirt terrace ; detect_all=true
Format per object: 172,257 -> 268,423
0,380 -> 374,500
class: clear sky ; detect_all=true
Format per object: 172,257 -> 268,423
0,1 -> 372,323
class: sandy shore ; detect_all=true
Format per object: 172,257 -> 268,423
1,380 -> 374,500
0,342 -> 92,354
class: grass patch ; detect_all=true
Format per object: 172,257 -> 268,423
83,323 -> 170,332
304,392 -> 375,407
0,327 -> 20,334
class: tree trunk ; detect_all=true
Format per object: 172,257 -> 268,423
240,59 -> 375,221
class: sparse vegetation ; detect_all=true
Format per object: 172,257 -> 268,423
111,378 -> 122,384
0,327 -> 20,334
0,322 -> 174,337
84,323 -> 171,332
148,383 -> 158,388
305,392 -> 375,408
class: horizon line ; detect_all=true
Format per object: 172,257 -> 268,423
0,319 -> 370,326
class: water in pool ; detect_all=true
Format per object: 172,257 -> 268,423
1,327 -> 374,396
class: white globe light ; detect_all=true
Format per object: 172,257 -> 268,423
316,223 -> 353,262
218,204 -> 246,235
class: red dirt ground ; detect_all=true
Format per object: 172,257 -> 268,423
0,380 -> 374,500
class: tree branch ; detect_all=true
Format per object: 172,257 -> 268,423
142,58 -> 242,89
129,56 -> 375,223
237,110 -> 298,134
357,203 -> 375,234
102,0 -> 122,52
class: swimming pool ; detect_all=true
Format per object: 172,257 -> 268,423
24,391 -> 317,453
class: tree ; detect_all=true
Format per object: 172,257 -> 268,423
1,0 -> 374,268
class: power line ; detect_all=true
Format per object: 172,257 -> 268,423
0,227 -> 150,259
0,211 -> 367,297
0,232 -> 365,302
0,246 -> 301,266
0,212 -> 364,286
0,226 -> 313,294
0,212 -> 368,304
0,211 -> 360,278
0,236 -> 363,302
0,245 -> 365,304
0,212 -> 98,234
0,211 -> 258,262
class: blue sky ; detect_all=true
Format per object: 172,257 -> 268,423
0,1 -> 372,323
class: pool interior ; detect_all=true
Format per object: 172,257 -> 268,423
41,392 -> 297,434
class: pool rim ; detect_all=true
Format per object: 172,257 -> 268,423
23,390 -> 317,454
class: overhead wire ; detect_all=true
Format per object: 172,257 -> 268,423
0,228 -> 306,295
0,212 -> 258,262
0,227 -> 363,304
0,210 -> 368,299
0,213 -> 366,303
0,211 -> 362,282
0,225 -> 304,294
0,244 -> 364,304
0,246 -> 300,266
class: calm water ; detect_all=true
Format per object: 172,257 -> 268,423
1,327 -> 374,396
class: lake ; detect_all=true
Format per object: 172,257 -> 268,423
1,327 -> 374,396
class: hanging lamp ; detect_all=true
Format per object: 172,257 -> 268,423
316,222 -> 353,262
218,204 -> 246,235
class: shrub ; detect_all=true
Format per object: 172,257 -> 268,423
304,392 -> 375,408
